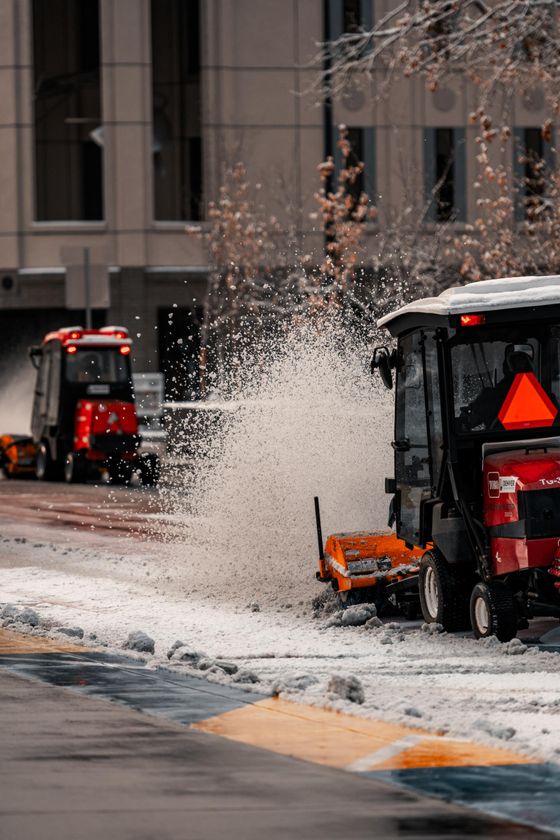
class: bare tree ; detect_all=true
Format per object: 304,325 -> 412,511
313,1 -> 560,289
188,163 -> 288,393
459,125 -> 560,281
306,124 -> 373,305
303,125 -> 457,335
318,1 -> 559,116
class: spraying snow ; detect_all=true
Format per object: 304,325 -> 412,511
160,323 -> 393,608
0,364 -> 35,435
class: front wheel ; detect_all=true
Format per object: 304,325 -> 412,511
470,582 -> 518,642
64,452 -> 87,484
419,550 -> 470,632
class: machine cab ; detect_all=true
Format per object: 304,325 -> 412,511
376,277 -> 560,560
30,326 -> 134,460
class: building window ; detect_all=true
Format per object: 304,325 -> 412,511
151,0 -> 203,221
32,0 -> 103,221
343,0 -> 362,32
327,1 -> 373,39
514,127 -> 554,220
424,127 -> 466,222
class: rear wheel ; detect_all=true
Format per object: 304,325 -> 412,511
108,460 -> 133,486
64,452 -> 87,484
35,441 -> 60,481
419,550 -> 470,632
470,582 -> 518,642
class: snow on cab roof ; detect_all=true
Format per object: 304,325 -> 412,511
378,275 -> 560,328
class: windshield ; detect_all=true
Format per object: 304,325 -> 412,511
451,327 -> 560,433
65,348 -> 130,384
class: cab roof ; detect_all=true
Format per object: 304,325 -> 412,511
378,275 -> 560,336
43,326 -> 130,347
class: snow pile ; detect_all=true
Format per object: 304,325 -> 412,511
2,542 -> 560,764
124,630 -> 155,654
327,674 -> 365,704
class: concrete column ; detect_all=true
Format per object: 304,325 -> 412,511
100,0 -> 152,267
0,0 -> 32,270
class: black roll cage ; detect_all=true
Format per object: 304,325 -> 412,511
394,317 -> 560,580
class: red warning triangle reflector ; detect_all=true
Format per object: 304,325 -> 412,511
498,373 -> 558,430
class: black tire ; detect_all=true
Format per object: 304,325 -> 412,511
108,460 -> 133,486
470,582 -> 518,642
64,452 -> 87,484
419,550 -> 471,632
35,441 -> 60,481
139,453 -> 160,487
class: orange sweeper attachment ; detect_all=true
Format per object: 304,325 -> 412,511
314,497 -> 424,616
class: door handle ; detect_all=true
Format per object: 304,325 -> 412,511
391,438 -> 410,452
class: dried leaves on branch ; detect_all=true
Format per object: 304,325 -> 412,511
307,124 -> 375,305
458,120 -> 560,282
192,127 -> 459,387
319,0 -> 560,114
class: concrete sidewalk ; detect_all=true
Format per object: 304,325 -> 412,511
0,668 -> 548,840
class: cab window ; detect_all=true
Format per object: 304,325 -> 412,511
65,349 -> 129,384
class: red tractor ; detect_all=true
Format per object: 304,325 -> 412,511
317,275 -> 560,640
371,275 -> 560,640
29,326 -> 159,486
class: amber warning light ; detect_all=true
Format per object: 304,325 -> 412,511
66,345 -> 77,354
460,313 -> 486,327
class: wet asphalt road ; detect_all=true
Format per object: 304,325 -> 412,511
0,476 -> 165,538
0,655 -> 553,840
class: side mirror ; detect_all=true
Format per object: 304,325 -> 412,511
28,345 -> 43,370
371,346 -> 394,390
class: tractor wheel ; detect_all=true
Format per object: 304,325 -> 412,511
64,452 -> 87,484
419,550 -> 470,632
470,582 -> 518,642
139,453 -> 160,487
35,441 -> 59,481
108,460 -> 133,486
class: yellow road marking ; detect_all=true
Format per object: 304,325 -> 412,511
0,627 -> 87,654
193,696 -> 538,771
0,628 -> 538,772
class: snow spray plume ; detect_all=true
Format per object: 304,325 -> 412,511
159,316 -> 393,608
0,362 -> 35,435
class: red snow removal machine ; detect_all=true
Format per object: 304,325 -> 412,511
27,326 -> 159,485
317,275 -> 560,640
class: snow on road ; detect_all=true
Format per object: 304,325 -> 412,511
2,327 -> 560,766
1,523 -> 560,766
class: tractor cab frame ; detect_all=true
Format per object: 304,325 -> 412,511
374,275 -> 560,640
